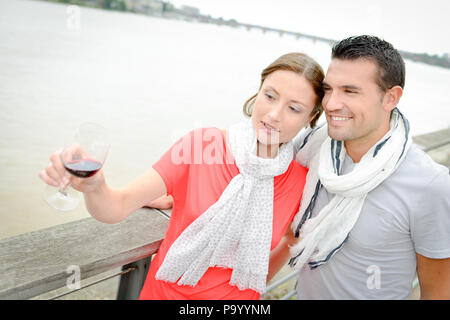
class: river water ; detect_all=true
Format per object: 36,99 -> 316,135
1,0 -> 449,239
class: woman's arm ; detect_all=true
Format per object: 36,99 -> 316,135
267,226 -> 298,283
84,168 -> 167,224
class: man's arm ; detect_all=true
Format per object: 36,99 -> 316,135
416,253 -> 450,299
146,194 -> 174,210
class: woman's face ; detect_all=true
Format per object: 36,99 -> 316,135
252,70 -> 317,157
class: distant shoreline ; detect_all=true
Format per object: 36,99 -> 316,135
34,0 -> 450,70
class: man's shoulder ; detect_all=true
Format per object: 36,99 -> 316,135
391,143 -> 450,191
398,144 -> 448,176
294,123 -> 328,167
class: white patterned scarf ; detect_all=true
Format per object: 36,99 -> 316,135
156,119 -> 294,293
289,108 -> 412,270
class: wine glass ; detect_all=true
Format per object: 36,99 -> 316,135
45,122 -> 109,211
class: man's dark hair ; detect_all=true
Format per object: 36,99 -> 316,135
331,35 -> 405,91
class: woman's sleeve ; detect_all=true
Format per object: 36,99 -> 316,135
152,130 -> 195,196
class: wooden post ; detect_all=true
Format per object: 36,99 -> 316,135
116,256 -> 152,300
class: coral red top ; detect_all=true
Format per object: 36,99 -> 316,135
138,128 -> 308,300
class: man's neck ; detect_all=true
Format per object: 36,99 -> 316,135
344,125 -> 391,163
344,140 -> 371,163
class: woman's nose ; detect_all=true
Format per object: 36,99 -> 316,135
267,103 -> 282,122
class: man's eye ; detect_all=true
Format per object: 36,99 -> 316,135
323,87 -> 331,92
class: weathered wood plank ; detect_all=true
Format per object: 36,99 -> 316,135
0,208 -> 168,300
413,127 -> 450,147
413,128 -> 450,167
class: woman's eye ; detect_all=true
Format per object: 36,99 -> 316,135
289,106 -> 300,113
265,92 -> 275,100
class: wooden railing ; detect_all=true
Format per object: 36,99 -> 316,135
0,208 -> 168,300
0,203 -> 293,300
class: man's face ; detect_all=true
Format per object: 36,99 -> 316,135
322,58 -> 391,148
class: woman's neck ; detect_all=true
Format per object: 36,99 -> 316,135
257,142 -> 280,159
223,128 -> 280,159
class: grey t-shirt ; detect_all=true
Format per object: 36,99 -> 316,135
296,144 -> 450,299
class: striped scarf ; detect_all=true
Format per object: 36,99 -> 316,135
289,108 -> 411,270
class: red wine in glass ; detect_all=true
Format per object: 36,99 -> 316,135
64,159 -> 103,178
45,122 -> 109,211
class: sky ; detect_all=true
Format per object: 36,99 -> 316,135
170,0 -> 450,55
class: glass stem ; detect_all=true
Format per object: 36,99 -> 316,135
58,182 -> 71,196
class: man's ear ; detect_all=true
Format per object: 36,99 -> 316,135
383,85 -> 403,112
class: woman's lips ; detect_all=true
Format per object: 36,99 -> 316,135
261,121 -> 280,134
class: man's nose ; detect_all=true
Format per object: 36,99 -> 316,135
323,91 -> 344,112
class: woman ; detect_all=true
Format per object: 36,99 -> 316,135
39,52 -> 324,300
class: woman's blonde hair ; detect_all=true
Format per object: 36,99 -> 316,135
243,52 -> 324,128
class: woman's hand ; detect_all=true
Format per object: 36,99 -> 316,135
267,226 -> 299,283
39,149 -> 105,194
40,150 -> 168,224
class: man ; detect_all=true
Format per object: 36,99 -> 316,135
289,35 -> 450,299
